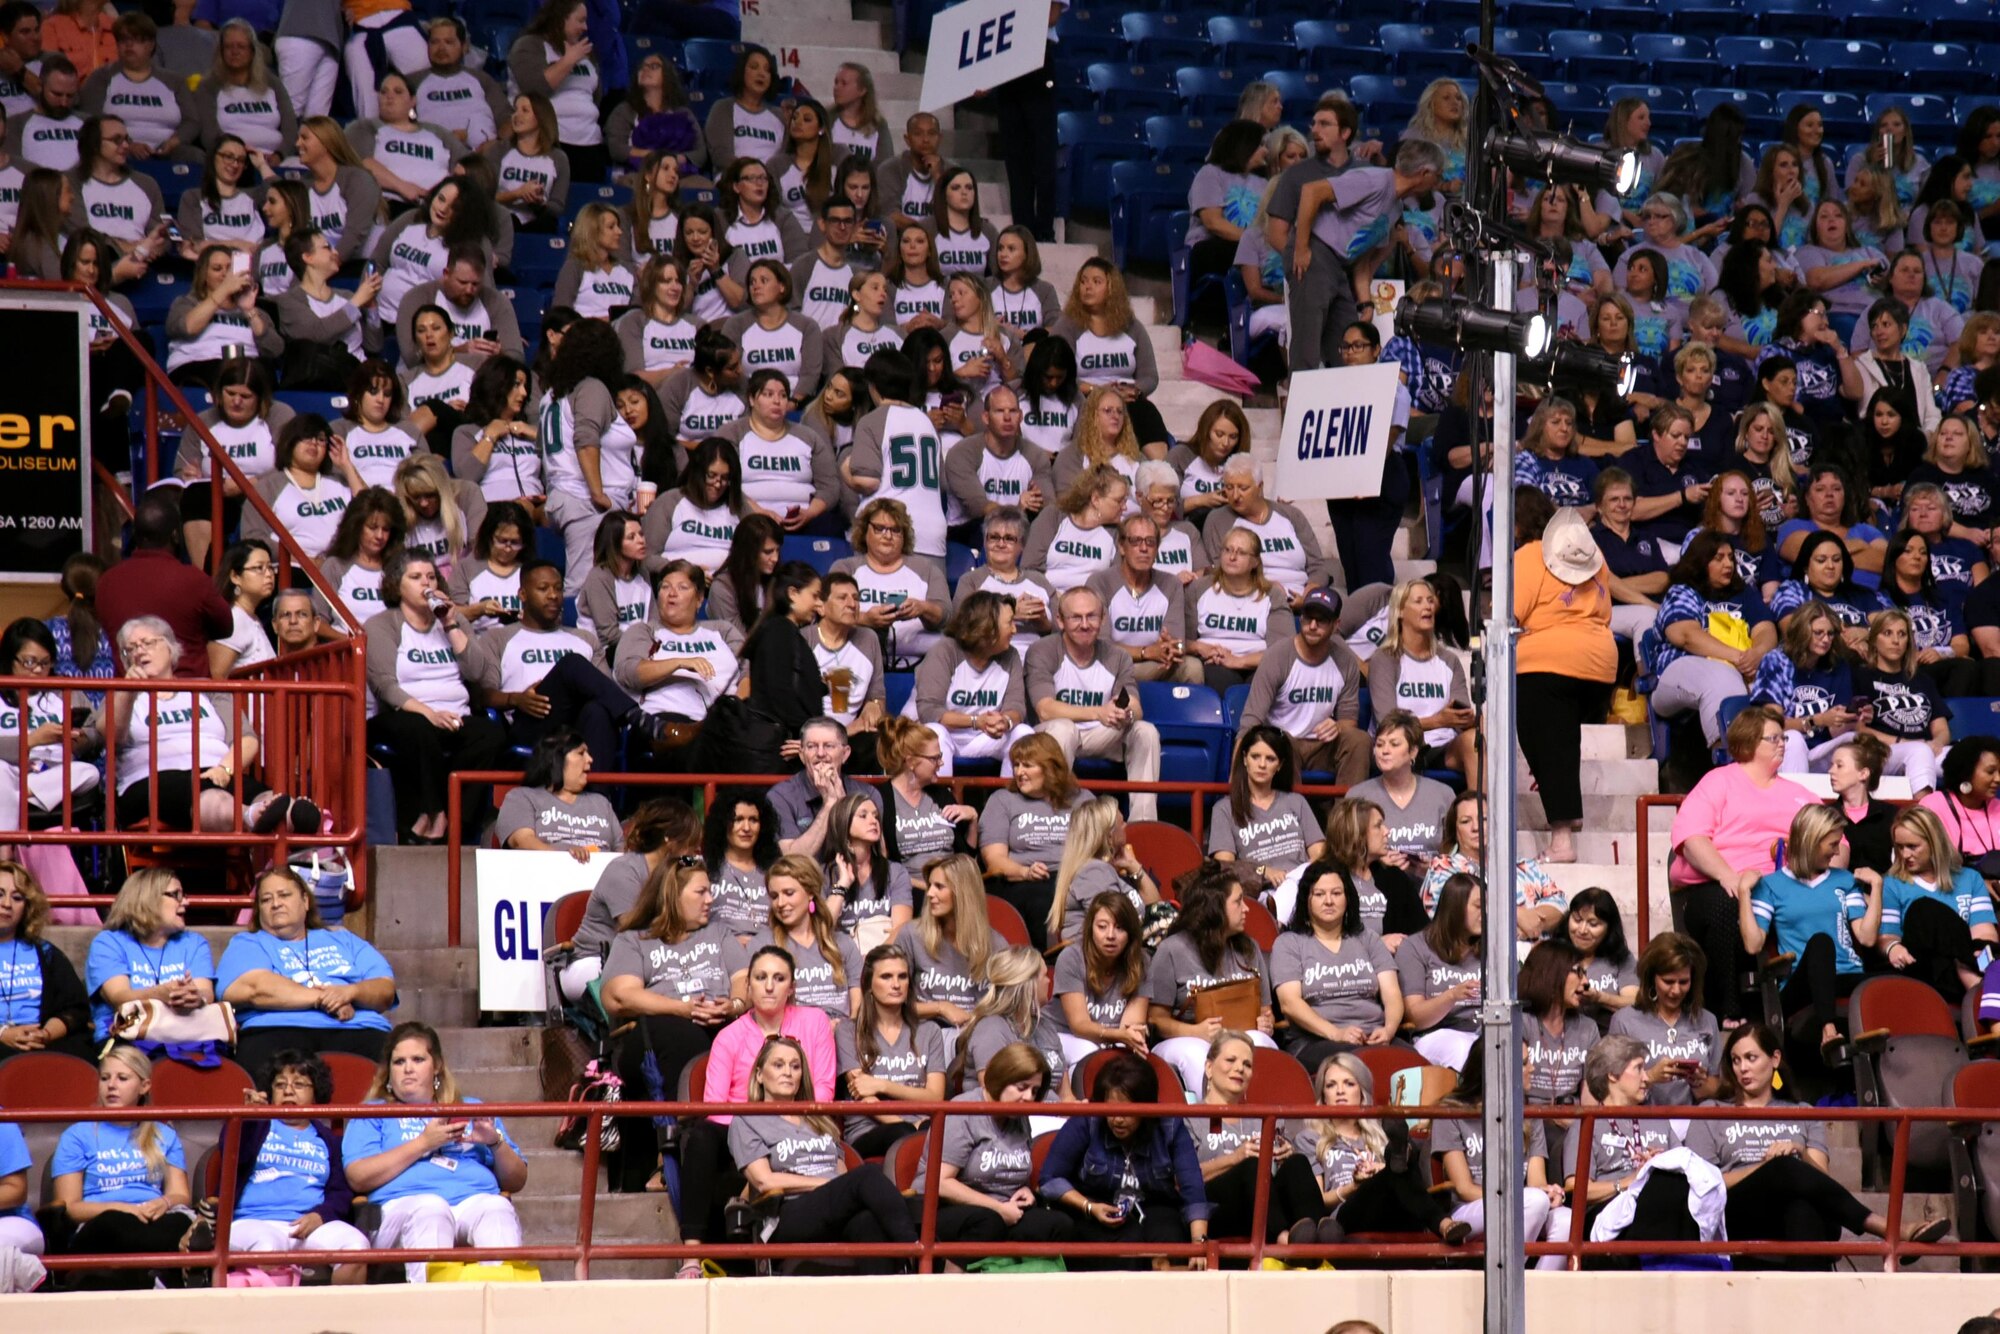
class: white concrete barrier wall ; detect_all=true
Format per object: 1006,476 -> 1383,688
20,1271 -> 2000,1332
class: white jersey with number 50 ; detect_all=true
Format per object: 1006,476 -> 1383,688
854,403 -> 947,558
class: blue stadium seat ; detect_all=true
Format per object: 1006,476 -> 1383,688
679,37 -> 744,80
1206,15 -> 1291,64
1538,82 -> 1611,135
1086,63 -> 1183,116
1057,109 -> 1147,214
1110,160 -> 1196,268
1927,0 -> 1992,43
1292,20 -> 1373,71
1576,0 -> 1667,35
1120,12 -> 1209,64
1607,83 -> 1688,115
1712,35 -> 1801,87
1842,0 -> 1911,40
782,535 -> 848,575
1059,5 -> 1125,39
1545,28 -> 1626,83
1224,267 -> 1280,370
1376,24 -> 1458,81
1947,697 -> 2000,740
1220,683 -> 1252,734
1050,57 -> 1097,113
1134,682 -> 1231,787
1631,33 -> 1712,85
1868,91 -> 1956,129
1262,68 -> 1336,113
273,391 -> 346,420
127,270 -> 188,326
1691,86 -> 1772,122
1801,38 -> 1888,94
1657,0 -> 1743,38
1885,43 -> 1985,96
130,158 -> 196,202
945,543 -> 978,586
1336,0 -> 1412,25
1177,66 -> 1254,117
1350,73 -> 1420,116
1752,0 -> 1827,39
536,525 -> 567,575
506,233 -> 568,285
1501,0 -> 1578,30
1423,0 -> 1481,28
883,672 -> 914,717
1475,26 -> 1548,65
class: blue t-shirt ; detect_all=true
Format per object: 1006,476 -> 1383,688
51,1121 -> 187,1203
0,1118 -> 30,1217
1619,444 -> 1703,543
1926,536 -> 1983,609
238,1122 -> 335,1222
1591,522 -> 1670,583
340,1099 -> 518,1205
1774,520 -> 1889,589
1750,652 -> 1853,740
1750,869 -> 1868,975
1882,866 -> 1997,935
1649,582 -> 1775,675
0,940 -> 43,1026
217,929 -> 397,1032
1519,452 -> 1598,509
85,930 -> 216,1040
1767,579 -> 1889,628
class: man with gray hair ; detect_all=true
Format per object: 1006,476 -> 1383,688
768,716 -> 883,856
1026,586 -> 1162,821
271,587 -> 321,656
1290,138 -> 1449,364
1087,511 -> 1199,683
952,506 -> 1057,652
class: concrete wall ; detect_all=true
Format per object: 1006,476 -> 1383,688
20,1271 -> 2000,1333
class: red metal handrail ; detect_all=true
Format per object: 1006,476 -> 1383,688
3,1098 -> 1984,1281
441,771 -> 1352,947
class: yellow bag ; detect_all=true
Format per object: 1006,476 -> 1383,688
425,1260 -> 543,1283
1706,610 -> 1752,651
1609,686 -> 1648,726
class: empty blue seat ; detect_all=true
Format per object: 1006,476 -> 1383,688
1376,23 -> 1458,80
1947,697 -> 2000,739
1206,14 -> 1286,60
945,543 -> 977,585
1120,12 -> 1209,63
1176,65 -> 1253,116
1927,0 -> 1992,43
1752,0 -> 1826,38
782,535 -> 848,575
1110,160 -> 1196,268
1868,91 -> 1956,128
1424,0 -> 1480,28
1220,683 -> 1252,735
1482,25 -> 1546,59
1546,28 -> 1627,82
1627,32 -> 1710,85
1657,0 -> 1744,38
1292,19 -> 1374,71
883,672 -> 914,717
1134,682 -> 1231,786
1691,86 -> 1772,120
1349,72 -> 1419,119
1607,83 -> 1689,114
127,271 -> 188,325
1057,109 -> 1147,213
1086,63 -> 1183,116
1059,5 -> 1125,38
1263,68 -> 1336,111
1801,38 -> 1888,93
1577,0 -> 1668,35
1887,42 -> 1986,95
1843,0 -> 1911,40
1713,35 -> 1801,86
1145,114 -> 1225,155
679,37 -> 743,78
1501,0 -> 1578,30
506,233 -> 568,285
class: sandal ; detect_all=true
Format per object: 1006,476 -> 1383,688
1438,1218 -> 1472,1246
1906,1216 -> 1949,1244
675,1260 -> 705,1280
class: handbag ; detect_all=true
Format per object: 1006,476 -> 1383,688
552,1059 -> 623,1154
1190,976 -> 1261,1031
111,999 -> 238,1047
1705,609 -> 1751,652
425,1260 -> 542,1283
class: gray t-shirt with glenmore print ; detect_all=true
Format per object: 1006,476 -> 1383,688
1395,932 -> 1480,1033
834,1016 -> 947,1141
1206,791 -> 1318,872
1146,932 -> 1268,1021
1045,941 -> 1146,1034
727,1113 -> 843,1178
981,789 -> 1090,863
747,927 -> 864,1018
603,922 -> 750,1000
1270,930 -> 1394,1029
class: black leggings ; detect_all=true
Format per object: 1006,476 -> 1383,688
1893,896 -> 1982,1004
1777,933 -> 1868,1033
1334,1161 -> 1453,1236
986,876 -> 1056,952
1516,673 -> 1612,826
365,708 -> 508,828
1675,880 -> 1754,1023
1723,1154 -> 1873,1271
1205,1154 -> 1326,1241
1061,1202 -> 1190,1270
1580,1170 -> 1701,1269
234,1024 -> 389,1078
918,1199 -> 1075,1250
115,768 -> 269,830
65,1208 -> 198,1289
849,1120 -> 921,1160
771,1162 -> 916,1273
677,1118 -> 742,1243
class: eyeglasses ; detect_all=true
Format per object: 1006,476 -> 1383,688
216,151 -> 248,164
986,533 -> 1022,545
867,521 -> 902,536
12,653 -> 52,672
1339,339 -> 1372,351
1759,732 -> 1785,747
915,750 -> 943,763
491,534 -> 525,549
240,560 -> 275,574
103,133 -> 130,145
1121,535 -> 1158,547
162,889 -> 187,902
125,636 -> 168,654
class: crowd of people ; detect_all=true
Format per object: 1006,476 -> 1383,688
8,0 -> 2000,1291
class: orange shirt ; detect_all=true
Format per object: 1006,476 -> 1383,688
344,0 -> 411,21
41,7 -> 117,78
1513,542 -> 1618,683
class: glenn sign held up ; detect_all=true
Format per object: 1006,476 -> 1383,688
919,0 -> 1052,113
1272,363 -> 1403,502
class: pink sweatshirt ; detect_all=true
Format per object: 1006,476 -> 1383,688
1669,763 -> 1817,887
698,1005 -> 836,1124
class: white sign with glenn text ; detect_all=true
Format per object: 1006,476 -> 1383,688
918,0 -> 1052,113
1272,363 -> 1402,502
475,849 -> 620,1011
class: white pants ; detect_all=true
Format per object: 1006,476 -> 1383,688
1780,729 -> 1854,775
1036,718 -> 1162,822
930,722 -> 1033,778
1155,1030 -> 1278,1095
228,1217 -> 370,1255
375,1192 -> 521,1284
344,14 -> 431,121
0,762 -> 99,833
276,37 -> 340,120
0,1214 -> 45,1255
1883,738 -> 1942,793
547,489 -> 605,598
1413,1027 -> 1478,1071
1249,302 -> 1289,351
1451,1195 -> 1572,1270
1057,1031 -> 1101,1072
1652,654 -> 1747,747
559,953 -> 603,1003
1609,605 -> 1657,642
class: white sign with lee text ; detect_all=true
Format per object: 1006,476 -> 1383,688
476,849 -> 621,1011
918,0 -> 1052,113
1272,362 -> 1402,502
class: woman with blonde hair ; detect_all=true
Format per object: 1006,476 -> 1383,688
1051,384 -> 1146,503
1867,803 -> 1998,1002
1856,607 -> 1950,795
1743,803 -> 1882,1057
894,853 -> 996,1028
295,115 -> 381,267
1024,463 -> 1129,595
199,18 -> 296,169
951,945 -> 1073,1106
86,868 -> 216,1042
830,61 -> 893,164
1731,400 -> 1801,529
941,272 -> 1023,393
1940,312 -> 2000,416
344,1020 -> 526,1282
1297,1050 -> 1468,1246
0,859 -> 90,1063
981,732 -> 1092,948
1190,1031 -> 1330,1245
745,855 -> 863,1020
1049,256 -> 1168,448
50,1043 -> 203,1288
1184,524 -> 1291,692
1322,796 -> 1428,946
1048,794 -> 1160,948
394,454 -> 479,583
830,496 -> 949,665
1369,577 -> 1477,787
553,202 -> 638,320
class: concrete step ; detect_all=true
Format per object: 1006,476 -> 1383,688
399,983 -> 480,1028
454,1064 -> 547,1104
1515,793 -> 1644,832
743,14 -> 887,49
1568,758 -> 1662,797
378,946 -> 478,991
434,1024 -> 541,1068
1391,558 -> 1437,583
1580,723 -> 1652,762
740,0 -> 859,26
519,1192 -> 682,1243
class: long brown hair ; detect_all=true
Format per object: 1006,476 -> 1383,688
767,854 -> 846,989
1422,872 -> 1482,965
916,853 -> 994,984
853,943 -> 922,1078
620,856 -> 710,942
367,1020 -> 463,1104
1080,890 -> 1146,1001
60,552 -> 106,667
